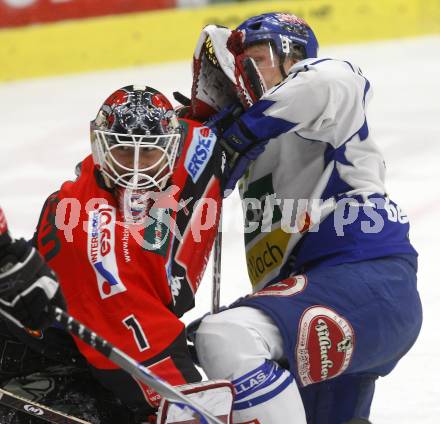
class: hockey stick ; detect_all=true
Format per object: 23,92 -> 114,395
51,307 -> 223,424
211,209 -> 223,314
0,387 -> 91,424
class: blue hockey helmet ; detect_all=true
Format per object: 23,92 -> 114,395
237,13 -> 318,60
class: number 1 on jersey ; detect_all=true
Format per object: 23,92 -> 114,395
123,314 -> 150,352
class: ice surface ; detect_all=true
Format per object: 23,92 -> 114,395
1,35 -> 439,422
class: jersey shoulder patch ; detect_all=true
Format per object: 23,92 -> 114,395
184,126 -> 217,183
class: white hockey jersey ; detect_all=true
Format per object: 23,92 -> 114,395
237,58 -> 416,292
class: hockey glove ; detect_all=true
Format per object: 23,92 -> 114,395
190,25 -> 266,120
208,104 -> 270,195
0,238 -> 66,330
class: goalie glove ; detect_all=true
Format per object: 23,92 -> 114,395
0,234 -> 66,331
190,25 -> 266,121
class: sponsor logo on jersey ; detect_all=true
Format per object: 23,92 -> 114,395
169,274 -> 184,305
121,225 -> 131,263
296,306 -> 355,386
143,207 -> 171,256
87,205 -> 127,299
135,378 -> 162,408
253,274 -> 307,297
246,228 -> 290,288
234,370 -> 267,396
243,174 -> 282,245
184,127 -> 216,183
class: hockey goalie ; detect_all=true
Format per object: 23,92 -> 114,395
0,85 -> 234,423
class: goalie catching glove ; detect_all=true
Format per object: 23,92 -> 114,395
185,25 -> 273,194
189,25 -> 266,120
0,207 -> 66,330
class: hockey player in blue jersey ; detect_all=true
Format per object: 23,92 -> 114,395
187,12 -> 423,424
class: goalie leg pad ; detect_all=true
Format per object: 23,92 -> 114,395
156,380 -> 234,424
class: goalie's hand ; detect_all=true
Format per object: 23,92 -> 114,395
0,238 -> 66,330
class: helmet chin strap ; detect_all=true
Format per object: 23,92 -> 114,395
279,60 -> 288,80
269,41 -> 289,82
279,51 -> 299,81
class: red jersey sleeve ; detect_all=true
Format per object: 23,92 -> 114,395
166,119 -> 224,316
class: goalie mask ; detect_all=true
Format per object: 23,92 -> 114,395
91,85 -> 181,192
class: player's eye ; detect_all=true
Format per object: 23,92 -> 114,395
252,56 -> 268,68
113,145 -> 132,152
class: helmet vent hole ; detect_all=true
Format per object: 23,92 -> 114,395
249,22 -> 262,30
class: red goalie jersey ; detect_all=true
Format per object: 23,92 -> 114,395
34,119 -> 223,412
